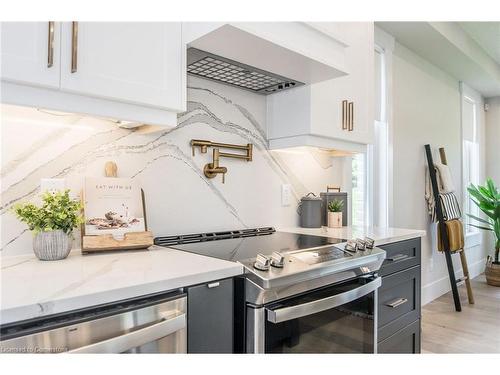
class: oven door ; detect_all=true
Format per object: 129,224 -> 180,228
251,276 -> 381,353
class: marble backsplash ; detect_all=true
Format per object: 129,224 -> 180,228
1,76 -> 348,256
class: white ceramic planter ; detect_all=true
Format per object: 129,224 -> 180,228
33,230 -> 72,261
327,212 -> 343,228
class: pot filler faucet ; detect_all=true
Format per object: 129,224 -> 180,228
190,139 -> 253,183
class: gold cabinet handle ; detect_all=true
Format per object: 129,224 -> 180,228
71,21 -> 78,73
342,100 -> 348,130
348,101 -> 354,131
47,21 -> 55,68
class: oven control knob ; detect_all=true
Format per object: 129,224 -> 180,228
270,252 -> 285,268
254,253 -> 270,271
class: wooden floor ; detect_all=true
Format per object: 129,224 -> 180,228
422,274 -> 500,353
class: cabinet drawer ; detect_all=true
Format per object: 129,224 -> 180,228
378,319 -> 421,354
378,266 -> 420,341
378,238 -> 421,276
187,278 -> 234,353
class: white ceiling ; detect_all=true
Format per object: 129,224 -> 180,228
376,22 -> 500,98
459,22 -> 500,65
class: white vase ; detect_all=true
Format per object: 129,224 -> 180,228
328,212 -> 343,228
33,230 -> 72,261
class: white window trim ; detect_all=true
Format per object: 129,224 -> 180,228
374,26 -> 395,227
460,81 -> 484,246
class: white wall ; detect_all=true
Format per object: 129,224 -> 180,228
391,42 -> 488,305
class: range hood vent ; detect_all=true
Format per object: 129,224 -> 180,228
187,48 -> 304,95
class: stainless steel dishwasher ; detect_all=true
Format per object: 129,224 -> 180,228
0,290 -> 187,354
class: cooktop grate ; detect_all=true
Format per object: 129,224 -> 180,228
187,48 -> 303,95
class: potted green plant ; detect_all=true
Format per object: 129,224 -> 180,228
327,199 -> 344,228
12,190 -> 83,261
467,178 -> 500,286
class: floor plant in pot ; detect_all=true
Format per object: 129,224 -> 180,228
12,190 -> 83,261
467,178 -> 500,286
327,199 -> 344,228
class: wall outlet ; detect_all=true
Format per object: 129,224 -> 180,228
281,184 -> 292,206
429,257 -> 434,272
41,178 -> 66,193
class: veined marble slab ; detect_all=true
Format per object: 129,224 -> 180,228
278,226 -> 426,246
0,245 -> 243,325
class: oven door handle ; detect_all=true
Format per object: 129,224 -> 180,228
266,277 -> 381,324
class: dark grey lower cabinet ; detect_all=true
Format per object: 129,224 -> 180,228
377,238 -> 422,354
378,319 -> 421,354
187,278 -> 234,353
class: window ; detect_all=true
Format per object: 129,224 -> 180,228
352,28 -> 394,228
461,90 -> 480,235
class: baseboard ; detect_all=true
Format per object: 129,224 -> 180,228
421,257 -> 486,306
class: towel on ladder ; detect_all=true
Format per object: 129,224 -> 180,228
434,163 -> 455,193
437,219 -> 464,252
425,163 -> 458,222
439,192 -> 462,221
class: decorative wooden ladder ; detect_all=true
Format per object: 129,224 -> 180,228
424,144 -> 474,312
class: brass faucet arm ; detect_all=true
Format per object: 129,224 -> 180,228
191,139 -> 252,183
190,139 -> 252,161
212,148 -> 220,168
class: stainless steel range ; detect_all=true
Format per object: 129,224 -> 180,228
155,227 -> 386,353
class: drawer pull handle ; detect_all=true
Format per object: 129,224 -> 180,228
386,298 -> 408,308
207,282 -> 220,289
387,254 -> 408,262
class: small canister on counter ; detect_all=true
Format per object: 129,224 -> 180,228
320,186 -> 348,227
298,192 -> 322,228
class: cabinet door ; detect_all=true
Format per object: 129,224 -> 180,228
310,22 -> 374,144
378,266 -> 421,341
1,22 -> 61,88
378,319 -> 421,354
60,22 -> 184,111
187,278 -> 234,353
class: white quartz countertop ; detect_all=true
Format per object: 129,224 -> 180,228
278,226 -> 426,246
0,245 -> 243,325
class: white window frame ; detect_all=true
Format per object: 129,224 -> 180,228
371,27 -> 395,228
460,82 -> 483,247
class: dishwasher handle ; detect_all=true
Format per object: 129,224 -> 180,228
67,312 -> 186,354
267,277 -> 381,324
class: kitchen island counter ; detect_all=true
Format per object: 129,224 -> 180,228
0,245 -> 243,325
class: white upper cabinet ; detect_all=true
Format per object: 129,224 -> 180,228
1,22 -> 185,128
1,22 -> 61,89
60,22 -> 184,111
267,22 -> 374,151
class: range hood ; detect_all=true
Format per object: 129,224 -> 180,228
184,23 -> 349,95
187,48 -> 304,95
